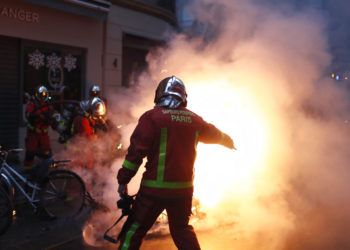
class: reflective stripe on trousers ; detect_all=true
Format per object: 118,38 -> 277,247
120,222 -> 140,250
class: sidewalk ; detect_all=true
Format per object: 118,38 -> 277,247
0,202 -> 238,250
0,202 -> 176,250
0,203 -> 90,250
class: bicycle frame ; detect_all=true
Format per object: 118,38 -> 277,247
0,162 -> 42,210
0,147 -> 87,229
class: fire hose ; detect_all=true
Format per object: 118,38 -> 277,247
103,194 -> 135,244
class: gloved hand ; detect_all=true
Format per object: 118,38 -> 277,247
118,184 -> 128,197
222,133 -> 236,150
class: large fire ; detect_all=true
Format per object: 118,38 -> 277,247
189,79 -> 270,209
81,79 -> 272,245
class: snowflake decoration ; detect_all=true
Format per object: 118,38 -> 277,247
64,54 -> 77,72
28,49 -> 45,70
46,53 -> 61,69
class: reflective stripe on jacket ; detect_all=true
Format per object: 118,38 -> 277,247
117,106 -> 226,197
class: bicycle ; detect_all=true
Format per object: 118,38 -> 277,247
0,146 -> 86,235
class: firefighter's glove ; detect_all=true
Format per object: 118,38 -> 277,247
117,194 -> 134,216
222,133 -> 236,150
118,184 -> 128,198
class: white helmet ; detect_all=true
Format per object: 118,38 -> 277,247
90,97 -> 106,119
35,85 -> 49,102
89,84 -> 101,98
154,76 -> 187,108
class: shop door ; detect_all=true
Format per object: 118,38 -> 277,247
0,36 -> 20,148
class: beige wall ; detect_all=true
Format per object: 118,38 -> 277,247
0,0 -> 104,91
103,5 -> 175,94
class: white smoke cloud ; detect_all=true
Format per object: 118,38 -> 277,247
65,0 -> 350,249
139,0 -> 349,249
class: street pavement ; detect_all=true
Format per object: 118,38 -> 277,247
0,202 -> 176,250
0,202 -> 239,250
0,202 -> 89,250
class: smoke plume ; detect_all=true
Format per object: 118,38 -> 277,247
139,0 -> 350,249
62,0 -> 350,249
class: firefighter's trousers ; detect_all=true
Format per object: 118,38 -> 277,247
118,193 -> 201,250
24,130 -> 51,167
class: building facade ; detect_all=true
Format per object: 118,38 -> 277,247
0,0 -> 177,150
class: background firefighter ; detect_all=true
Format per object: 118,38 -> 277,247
116,76 -> 235,250
68,97 -> 107,169
24,85 -> 56,169
54,85 -> 80,144
72,96 -> 110,137
80,84 -> 108,118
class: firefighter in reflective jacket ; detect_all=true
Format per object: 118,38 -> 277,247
71,97 -> 107,138
117,76 -> 235,250
24,85 -> 55,168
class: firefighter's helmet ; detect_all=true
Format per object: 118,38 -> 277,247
154,76 -> 187,107
89,84 -> 101,98
90,97 -> 106,119
35,85 -> 49,102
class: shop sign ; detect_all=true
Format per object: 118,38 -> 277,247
0,5 -> 39,23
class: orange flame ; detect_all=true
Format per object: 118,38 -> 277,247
187,78 -> 271,209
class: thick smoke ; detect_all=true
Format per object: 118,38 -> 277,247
123,0 -> 349,249
67,0 -> 350,249
177,1 -> 349,249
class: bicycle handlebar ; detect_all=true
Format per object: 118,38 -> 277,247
0,146 -> 71,167
0,147 -> 23,153
0,147 -> 24,161
8,149 -> 24,153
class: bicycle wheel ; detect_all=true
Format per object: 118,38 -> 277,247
0,186 -> 12,235
39,169 -> 85,218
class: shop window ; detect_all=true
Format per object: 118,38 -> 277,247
23,42 -> 85,111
